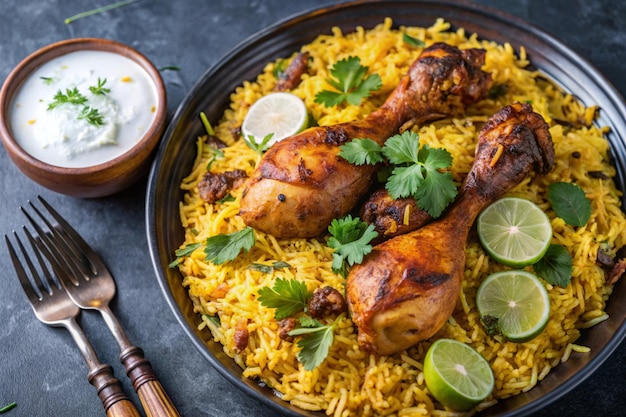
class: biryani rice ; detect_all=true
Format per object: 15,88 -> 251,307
176,17 -> 626,416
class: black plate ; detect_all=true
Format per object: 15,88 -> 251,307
146,1 -> 626,415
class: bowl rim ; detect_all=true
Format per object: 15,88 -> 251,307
146,1 -> 626,416
0,36 -> 168,175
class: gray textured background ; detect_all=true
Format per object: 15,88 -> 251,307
1,1 -> 625,416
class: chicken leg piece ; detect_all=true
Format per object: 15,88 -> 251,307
239,43 -> 492,239
346,102 -> 554,355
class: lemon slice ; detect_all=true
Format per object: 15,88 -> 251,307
476,270 -> 551,343
241,92 -> 308,146
477,197 -> 552,268
424,339 -> 495,411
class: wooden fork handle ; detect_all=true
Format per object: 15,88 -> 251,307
120,346 -> 181,417
87,364 -> 141,417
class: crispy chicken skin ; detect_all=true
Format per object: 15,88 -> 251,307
346,103 -> 554,356
239,43 -> 492,238
361,188 -> 432,240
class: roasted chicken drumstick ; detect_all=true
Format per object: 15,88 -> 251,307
346,103 -> 555,356
239,43 -> 492,238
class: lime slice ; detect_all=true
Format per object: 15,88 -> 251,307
241,92 -> 308,146
424,339 -> 495,411
476,270 -> 551,343
477,197 -> 552,267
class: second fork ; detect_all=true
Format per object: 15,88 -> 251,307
23,197 -> 180,417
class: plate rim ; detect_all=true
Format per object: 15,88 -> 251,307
146,1 -> 626,416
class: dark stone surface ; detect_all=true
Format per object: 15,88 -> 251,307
0,1 -> 624,416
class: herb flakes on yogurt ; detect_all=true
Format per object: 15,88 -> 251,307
10,50 -> 158,168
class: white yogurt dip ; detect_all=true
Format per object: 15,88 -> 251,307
10,50 -> 158,168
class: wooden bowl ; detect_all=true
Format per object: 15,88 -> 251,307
0,38 -> 167,198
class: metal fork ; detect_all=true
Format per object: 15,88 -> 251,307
22,196 -> 180,417
6,229 -> 141,417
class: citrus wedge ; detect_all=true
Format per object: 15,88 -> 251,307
476,270 -> 551,343
477,197 -> 552,267
241,92 -> 308,147
424,338 -> 495,411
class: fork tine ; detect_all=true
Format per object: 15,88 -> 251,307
5,233 -> 41,303
21,202 -> 90,286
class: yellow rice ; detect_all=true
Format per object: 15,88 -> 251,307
175,18 -> 626,416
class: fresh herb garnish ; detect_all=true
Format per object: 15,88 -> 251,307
64,0 -> 139,24
159,65 -> 181,72
40,76 -> 54,85
289,316 -> 339,371
548,182 -> 591,227
340,131 -> 457,218
168,242 -> 202,268
327,215 -> 378,277
488,83 -> 508,99
0,402 -> 16,414
338,138 -> 386,165
200,111 -> 215,136
258,278 -> 311,320
402,33 -> 425,47
248,260 -> 292,274
243,133 -> 273,155
314,56 -> 382,107
88,77 -> 110,95
480,315 -> 500,337
203,314 -> 221,327
77,106 -> 105,126
533,244 -> 573,287
203,227 -> 255,265
47,87 -> 88,110
273,58 -> 288,79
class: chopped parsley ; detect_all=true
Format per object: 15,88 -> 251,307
88,77 -> 110,95
548,182 -> 591,227
77,106 -> 104,126
203,227 -> 256,265
47,80 -> 112,127
314,56 -> 382,107
340,131 -> 457,218
47,87 -> 88,110
327,215 -> 378,277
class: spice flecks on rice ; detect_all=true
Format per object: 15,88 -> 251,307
175,17 -> 626,416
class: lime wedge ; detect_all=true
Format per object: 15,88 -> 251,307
477,197 -> 552,267
241,92 -> 308,147
476,270 -> 551,343
424,339 -> 495,411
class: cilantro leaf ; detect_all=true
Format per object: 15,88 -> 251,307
314,56 -> 382,107
339,138 -> 385,165
548,182 -> 591,227
289,319 -> 337,371
415,146 -> 457,217
327,215 -> 378,277
383,132 -> 457,217
258,278 -> 311,319
382,131 -> 421,165
533,244 -> 573,287
203,227 -> 255,265
168,242 -> 202,268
